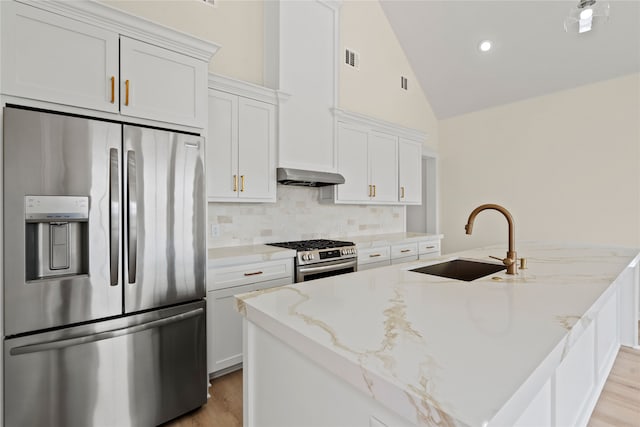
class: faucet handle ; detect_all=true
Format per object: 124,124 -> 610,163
489,255 -> 515,266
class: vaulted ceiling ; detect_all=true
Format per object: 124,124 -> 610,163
380,1 -> 640,119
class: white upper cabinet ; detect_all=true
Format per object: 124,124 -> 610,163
0,1 -> 218,129
120,37 -> 207,128
265,0 -> 340,172
208,90 -> 239,200
333,123 -> 397,204
398,138 -> 422,204
324,111 -> 425,206
1,1 -> 120,113
335,123 -> 370,203
207,78 -> 277,203
238,98 -> 276,200
368,131 -> 398,203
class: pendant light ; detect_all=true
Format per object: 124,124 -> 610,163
564,0 -> 610,34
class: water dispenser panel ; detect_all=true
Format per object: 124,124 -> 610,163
25,196 -> 89,222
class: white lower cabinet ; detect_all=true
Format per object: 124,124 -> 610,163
418,239 -> 441,260
391,242 -> 418,265
207,258 -> 294,375
357,246 -> 392,271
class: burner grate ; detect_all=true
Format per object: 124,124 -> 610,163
268,239 -> 354,251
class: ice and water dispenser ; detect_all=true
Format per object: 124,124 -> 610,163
24,196 -> 89,281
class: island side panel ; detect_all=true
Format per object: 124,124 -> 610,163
242,318 -> 423,427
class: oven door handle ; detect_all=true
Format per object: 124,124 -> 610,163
298,259 -> 357,275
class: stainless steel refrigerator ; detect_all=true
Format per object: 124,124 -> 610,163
3,107 -> 207,426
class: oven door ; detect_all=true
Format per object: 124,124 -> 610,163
297,258 -> 357,282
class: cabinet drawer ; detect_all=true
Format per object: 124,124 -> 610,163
357,260 -> 391,271
208,259 -> 294,291
357,246 -> 391,265
391,242 -> 418,259
391,255 -> 417,265
418,240 -> 441,255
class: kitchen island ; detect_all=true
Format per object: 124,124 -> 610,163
236,242 -> 639,426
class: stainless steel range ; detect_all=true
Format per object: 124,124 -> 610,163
267,239 -> 357,282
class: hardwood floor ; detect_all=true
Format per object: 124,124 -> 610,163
163,370 -> 242,427
589,345 -> 640,426
166,345 -> 640,426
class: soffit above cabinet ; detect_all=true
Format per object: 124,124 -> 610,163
17,0 -> 220,61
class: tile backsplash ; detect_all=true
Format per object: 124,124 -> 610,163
208,185 -> 404,247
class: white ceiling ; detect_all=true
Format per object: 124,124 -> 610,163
379,0 -> 640,119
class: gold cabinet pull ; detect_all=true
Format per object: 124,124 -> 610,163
373,185 -> 376,197
401,186 -> 405,199
244,271 -> 263,277
233,175 -> 238,192
110,76 -> 115,104
369,253 -> 382,258
400,249 -> 411,253
125,80 -> 130,106
240,175 -> 245,192
368,185 -> 372,197
424,245 -> 435,249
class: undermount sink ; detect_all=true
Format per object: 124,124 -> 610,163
410,259 -> 506,282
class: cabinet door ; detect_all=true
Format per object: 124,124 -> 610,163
207,277 -> 293,375
120,36 -> 207,128
1,1 -> 119,113
336,123 -> 370,203
207,90 -> 239,200
398,139 -> 422,204
369,132 -> 398,203
238,98 -> 276,201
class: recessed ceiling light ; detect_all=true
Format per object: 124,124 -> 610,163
479,40 -> 492,52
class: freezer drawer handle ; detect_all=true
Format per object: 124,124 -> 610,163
10,308 -> 204,356
127,150 -> 138,284
109,148 -> 120,286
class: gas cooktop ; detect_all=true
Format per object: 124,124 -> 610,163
267,239 -> 355,252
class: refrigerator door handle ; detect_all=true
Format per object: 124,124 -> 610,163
9,308 -> 204,356
109,148 -> 119,286
127,150 -> 137,284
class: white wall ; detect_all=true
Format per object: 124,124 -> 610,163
208,185 -> 404,247
103,0 -> 265,85
340,0 -> 438,149
439,73 -> 640,254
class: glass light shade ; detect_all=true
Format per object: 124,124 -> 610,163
564,1 -> 610,33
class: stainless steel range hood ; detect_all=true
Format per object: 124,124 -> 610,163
277,167 -> 345,187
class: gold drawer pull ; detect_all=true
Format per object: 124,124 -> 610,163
233,175 -> 238,192
125,79 -> 130,106
373,184 -> 376,197
244,271 -> 263,277
368,185 -> 372,197
110,76 -> 115,104
401,186 -> 405,198
424,245 -> 435,249
241,175 -> 245,192
369,254 -> 382,258
400,249 -> 411,253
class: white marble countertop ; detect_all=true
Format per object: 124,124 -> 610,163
207,244 -> 296,268
237,242 -> 640,426
350,232 -> 444,248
